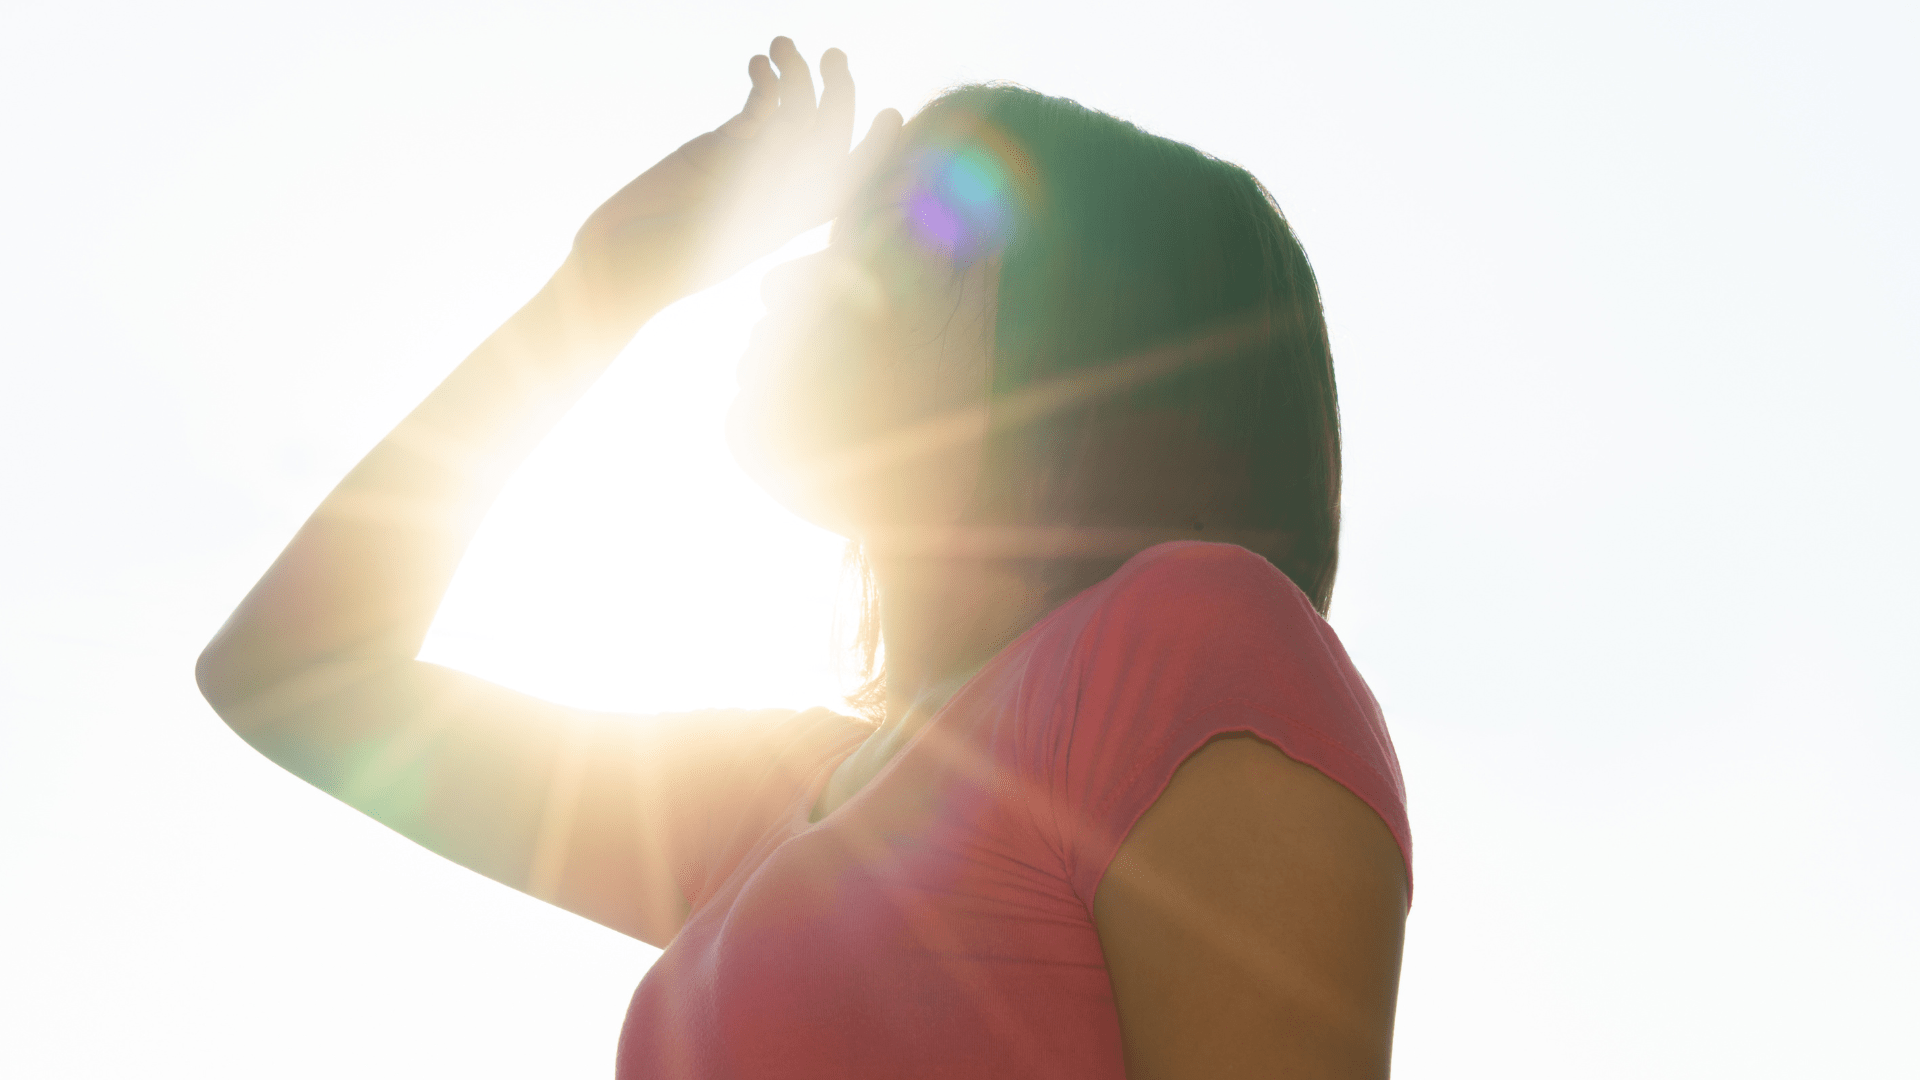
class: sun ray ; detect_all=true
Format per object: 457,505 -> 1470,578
792,312 -> 1272,501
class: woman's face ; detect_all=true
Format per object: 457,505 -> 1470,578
727,195 -> 1000,541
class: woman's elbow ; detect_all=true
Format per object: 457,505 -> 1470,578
195,630 -> 257,727
194,622 -> 298,732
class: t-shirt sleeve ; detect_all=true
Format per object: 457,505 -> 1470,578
1043,543 -> 1413,905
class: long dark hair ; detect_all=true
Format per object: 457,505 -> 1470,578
841,84 -> 1341,716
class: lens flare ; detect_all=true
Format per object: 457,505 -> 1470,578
946,152 -> 1005,208
905,149 -> 1012,258
907,188 -> 965,253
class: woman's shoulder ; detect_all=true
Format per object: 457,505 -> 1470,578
1039,542 -> 1412,896
1096,543 -> 1384,748
1082,540 -> 1322,637
1059,540 -> 1363,695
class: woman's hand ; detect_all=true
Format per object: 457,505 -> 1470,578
565,37 -> 903,328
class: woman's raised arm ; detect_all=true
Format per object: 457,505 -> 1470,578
195,39 -> 899,946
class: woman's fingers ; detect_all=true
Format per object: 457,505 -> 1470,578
816,47 -> 856,153
744,53 -> 780,119
719,53 -> 779,140
769,36 -> 817,122
852,107 -> 905,164
837,107 -> 904,208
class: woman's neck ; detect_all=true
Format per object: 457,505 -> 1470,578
871,552 -> 1056,727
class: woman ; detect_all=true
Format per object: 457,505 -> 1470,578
197,38 -> 1412,1079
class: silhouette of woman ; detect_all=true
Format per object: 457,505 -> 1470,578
198,37 -> 1412,1079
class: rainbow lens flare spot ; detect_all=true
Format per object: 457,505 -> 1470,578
906,149 -> 1012,257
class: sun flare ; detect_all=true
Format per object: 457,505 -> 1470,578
420,230 -> 853,716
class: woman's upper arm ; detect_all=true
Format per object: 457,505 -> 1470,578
1092,735 -> 1410,1080
209,658 -> 705,947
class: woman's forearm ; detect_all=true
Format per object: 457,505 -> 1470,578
198,40 -> 894,723
196,259 -> 658,717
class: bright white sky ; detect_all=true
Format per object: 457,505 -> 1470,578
3,1 -> 1915,1076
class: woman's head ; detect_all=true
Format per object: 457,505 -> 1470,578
729,83 -> 1340,613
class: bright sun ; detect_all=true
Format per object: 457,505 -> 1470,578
420,228 -> 851,717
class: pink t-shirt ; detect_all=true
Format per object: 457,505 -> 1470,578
616,541 -> 1411,1079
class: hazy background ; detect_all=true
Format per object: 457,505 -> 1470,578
3,1 -> 1914,1075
